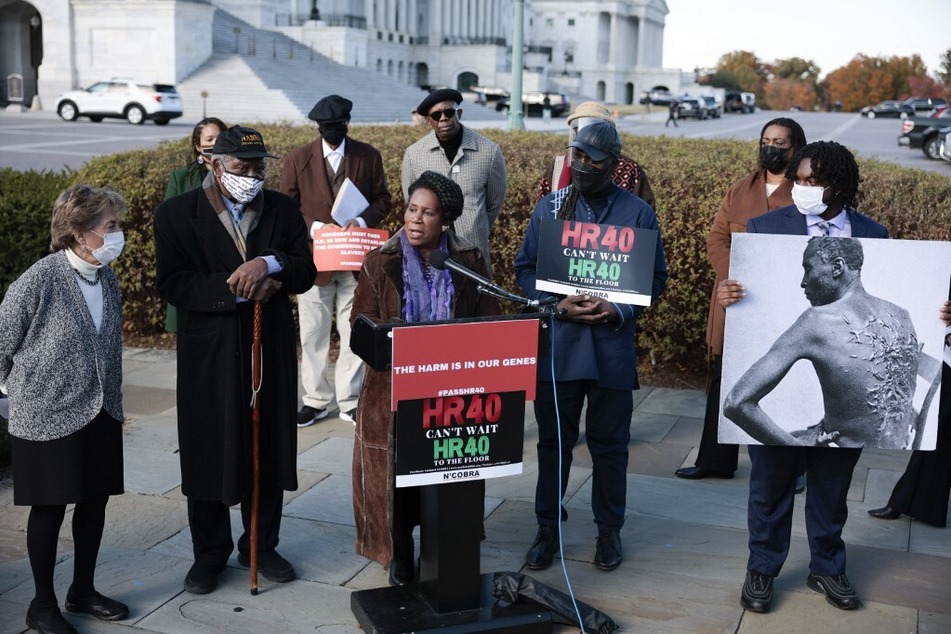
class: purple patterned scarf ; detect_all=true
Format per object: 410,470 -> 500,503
399,230 -> 454,322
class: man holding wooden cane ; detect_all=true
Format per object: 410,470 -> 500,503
154,125 -> 316,595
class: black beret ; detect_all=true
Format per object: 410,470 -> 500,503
417,89 -> 463,116
211,125 -> 276,159
308,94 -> 353,123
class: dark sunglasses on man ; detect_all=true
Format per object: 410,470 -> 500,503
429,108 -> 459,121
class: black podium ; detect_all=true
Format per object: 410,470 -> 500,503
349,314 -> 552,633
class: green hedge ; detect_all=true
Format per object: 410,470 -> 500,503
2,126 -> 951,374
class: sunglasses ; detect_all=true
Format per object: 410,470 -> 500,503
429,108 -> 459,121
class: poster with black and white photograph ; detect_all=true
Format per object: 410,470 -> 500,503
720,234 -> 951,450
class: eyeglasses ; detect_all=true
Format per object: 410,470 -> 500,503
429,108 -> 459,122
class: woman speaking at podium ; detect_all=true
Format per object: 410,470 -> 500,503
350,171 -> 500,586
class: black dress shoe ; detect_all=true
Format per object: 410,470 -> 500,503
388,556 -> 414,587
807,573 -> 860,610
868,506 -> 902,520
238,549 -> 296,583
593,530 -> 623,571
184,561 -> 224,594
741,570 -> 773,613
26,603 -> 77,634
525,525 -> 558,570
674,466 -> 734,480
65,590 -> 129,621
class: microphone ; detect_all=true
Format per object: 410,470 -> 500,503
427,250 -> 558,308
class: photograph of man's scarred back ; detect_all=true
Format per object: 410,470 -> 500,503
719,233 -> 951,450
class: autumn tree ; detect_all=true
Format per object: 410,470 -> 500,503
699,70 -> 740,90
772,57 -> 821,83
763,79 -> 817,111
823,54 -> 929,111
937,48 -> 951,87
715,50 -> 769,100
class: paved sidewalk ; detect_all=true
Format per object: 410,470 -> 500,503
0,348 -> 948,633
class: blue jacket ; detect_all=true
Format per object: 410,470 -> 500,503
515,184 -> 667,389
747,204 -> 888,238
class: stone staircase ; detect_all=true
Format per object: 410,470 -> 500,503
176,9 -> 505,125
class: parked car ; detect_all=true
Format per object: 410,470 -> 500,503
495,91 -> 570,117
677,96 -> 708,120
469,86 -> 509,105
901,96 -> 948,113
925,105 -> 951,118
899,108 -> 951,159
55,78 -> 183,125
700,95 -> 722,118
939,126 -> 951,163
724,91 -> 755,114
639,88 -> 673,106
858,100 -> 914,119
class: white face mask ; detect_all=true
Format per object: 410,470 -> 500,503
91,230 -> 125,265
219,170 -> 264,204
791,183 -> 829,216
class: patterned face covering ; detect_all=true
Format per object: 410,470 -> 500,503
219,170 -> 264,204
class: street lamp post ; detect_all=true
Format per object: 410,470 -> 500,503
506,0 -> 525,131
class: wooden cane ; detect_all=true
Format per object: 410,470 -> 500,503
250,301 -> 263,595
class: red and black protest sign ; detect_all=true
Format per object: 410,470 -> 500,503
312,225 -> 388,271
395,391 -> 525,487
535,219 -> 658,305
389,318 -> 540,486
390,319 -> 539,411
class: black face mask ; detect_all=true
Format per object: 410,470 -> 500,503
570,159 -> 613,195
319,123 -> 348,146
760,145 -> 790,174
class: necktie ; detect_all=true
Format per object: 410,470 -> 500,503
232,203 -> 244,224
817,221 -> 830,236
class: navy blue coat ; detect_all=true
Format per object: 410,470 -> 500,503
515,185 -> 667,390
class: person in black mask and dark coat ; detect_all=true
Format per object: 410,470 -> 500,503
514,121 -> 668,573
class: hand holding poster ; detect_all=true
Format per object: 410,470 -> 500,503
535,219 -> 658,305
311,224 -> 388,272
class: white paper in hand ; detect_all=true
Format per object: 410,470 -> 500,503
331,178 -> 370,225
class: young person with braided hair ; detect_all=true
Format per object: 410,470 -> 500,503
515,121 -> 667,572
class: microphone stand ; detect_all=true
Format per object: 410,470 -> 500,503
427,251 -> 559,310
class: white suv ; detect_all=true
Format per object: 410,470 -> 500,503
55,78 -> 183,125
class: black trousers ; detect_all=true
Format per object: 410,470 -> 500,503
695,356 -> 739,473
533,380 -> 633,530
186,486 -> 284,567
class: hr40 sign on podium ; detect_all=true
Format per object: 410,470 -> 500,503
349,313 -> 552,633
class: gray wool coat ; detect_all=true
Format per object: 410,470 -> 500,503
0,250 -> 123,441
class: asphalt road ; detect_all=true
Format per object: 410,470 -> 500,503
1,108 -> 949,177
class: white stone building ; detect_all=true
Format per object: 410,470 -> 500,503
1,0 -> 683,113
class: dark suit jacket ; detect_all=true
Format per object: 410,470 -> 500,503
279,136 -> 392,230
747,204 -> 888,239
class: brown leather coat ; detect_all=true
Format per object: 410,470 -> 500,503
706,170 -> 793,354
349,230 -> 500,567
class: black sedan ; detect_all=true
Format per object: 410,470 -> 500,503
858,101 -> 913,119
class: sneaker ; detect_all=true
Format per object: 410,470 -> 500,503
807,573 -> 859,610
340,408 -> 357,424
296,405 -> 328,428
741,570 -> 773,613
525,525 -> 558,570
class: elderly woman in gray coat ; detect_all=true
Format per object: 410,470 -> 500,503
0,185 -> 129,634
